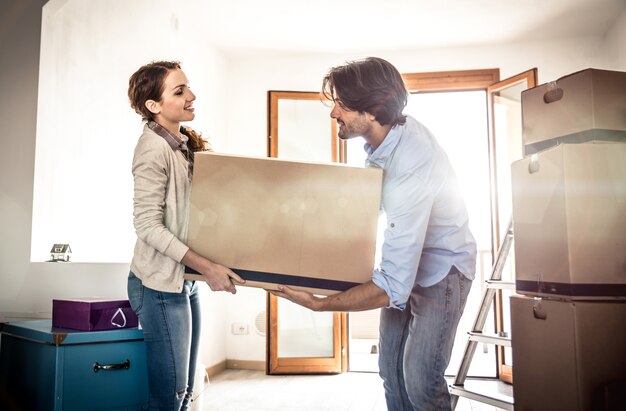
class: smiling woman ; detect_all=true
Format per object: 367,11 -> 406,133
126,60 -> 243,410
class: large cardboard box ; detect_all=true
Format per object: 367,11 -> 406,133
521,68 -> 626,155
185,153 -> 382,295
511,296 -> 626,411
511,142 -> 626,299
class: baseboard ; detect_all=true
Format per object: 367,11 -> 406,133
205,361 -> 227,378
205,359 -> 266,378
226,359 -> 266,372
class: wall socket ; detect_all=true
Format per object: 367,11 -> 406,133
231,323 -> 249,335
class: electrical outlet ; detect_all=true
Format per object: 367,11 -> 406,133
231,323 -> 249,335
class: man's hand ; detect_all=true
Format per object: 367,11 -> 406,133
271,281 -> 390,312
271,285 -> 323,311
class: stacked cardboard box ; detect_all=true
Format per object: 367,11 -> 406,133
511,143 -> 626,299
513,68 -> 626,299
521,68 -> 626,155
510,297 -> 626,410
510,68 -> 626,410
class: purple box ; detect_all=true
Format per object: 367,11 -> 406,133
52,298 -> 139,331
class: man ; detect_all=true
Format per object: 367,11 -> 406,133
273,57 -> 477,411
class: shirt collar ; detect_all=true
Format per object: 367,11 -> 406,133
147,121 -> 189,151
147,121 -> 195,179
365,122 -> 404,168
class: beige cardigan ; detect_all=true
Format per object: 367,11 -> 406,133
130,124 -> 191,293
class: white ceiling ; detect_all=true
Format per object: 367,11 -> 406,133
201,0 -> 626,54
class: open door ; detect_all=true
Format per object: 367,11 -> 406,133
266,91 -> 347,374
486,69 -> 538,383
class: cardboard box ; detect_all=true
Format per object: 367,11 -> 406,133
521,68 -> 626,155
185,153 -> 382,295
511,142 -> 626,299
511,296 -> 626,411
52,298 -> 139,331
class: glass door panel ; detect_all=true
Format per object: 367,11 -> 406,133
277,98 -> 333,162
277,298 -> 334,358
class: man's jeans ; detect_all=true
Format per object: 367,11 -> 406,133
379,269 -> 472,411
127,272 -> 201,411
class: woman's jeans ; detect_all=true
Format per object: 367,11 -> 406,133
379,269 -> 472,411
127,272 -> 201,411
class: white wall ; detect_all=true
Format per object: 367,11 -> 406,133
605,8 -> 626,70
32,0 -> 231,263
1,0 -> 624,367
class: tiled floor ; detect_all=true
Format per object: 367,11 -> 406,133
196,369 -> 510,411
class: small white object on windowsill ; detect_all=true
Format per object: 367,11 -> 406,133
48,244 -> 72,262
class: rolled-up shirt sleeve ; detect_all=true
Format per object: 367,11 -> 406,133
372,170 -> 435,310
132,139 -> 189,263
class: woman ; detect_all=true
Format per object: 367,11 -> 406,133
127,61 -> 244,410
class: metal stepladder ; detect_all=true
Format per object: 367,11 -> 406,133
449,219 -> 515,410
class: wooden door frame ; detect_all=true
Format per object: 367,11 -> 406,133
486,69 -> 538,383
402,69 -> 500,92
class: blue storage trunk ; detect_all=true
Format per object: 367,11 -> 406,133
0,319 -> 148,410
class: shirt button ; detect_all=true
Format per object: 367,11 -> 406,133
390,223 -> 395,228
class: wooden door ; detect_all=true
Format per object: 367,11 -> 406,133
266,91 -> 347,374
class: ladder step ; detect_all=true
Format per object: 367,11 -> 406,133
485,279 -> 515,290
468,332 -> 511,347
449,384 -> 514,410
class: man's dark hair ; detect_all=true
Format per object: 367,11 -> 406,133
322,57 -> 408,127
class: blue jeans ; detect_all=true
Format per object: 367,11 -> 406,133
127,272 -> 201,411
379,269 -> 472,411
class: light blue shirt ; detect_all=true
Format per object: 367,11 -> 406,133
368,116 -> 477,310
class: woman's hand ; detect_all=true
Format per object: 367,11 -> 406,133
181,249 -> 245,293
201,261 -> 245,293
